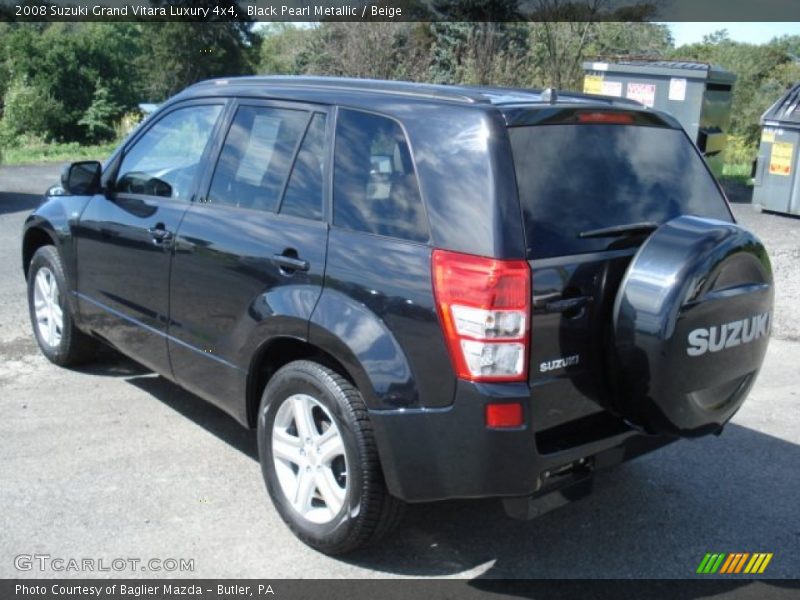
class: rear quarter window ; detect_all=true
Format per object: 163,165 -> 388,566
509,123 -> 732,259
333,109 -> 429,243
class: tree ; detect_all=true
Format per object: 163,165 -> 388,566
0,78 -> 62,144
533,21 -> 597,89
588,22 -> 673,57
0,13 -> 795,162
672,33 -> 799,146
296,22 -> 432,82
0,22 -> 142,142
79,83 -> 123,142
702,29 -> 730,45
138,0 -> 256,100
258,23 -> 311,75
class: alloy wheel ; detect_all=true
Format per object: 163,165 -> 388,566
272,393 -> 348,524
33,267 -> 63,348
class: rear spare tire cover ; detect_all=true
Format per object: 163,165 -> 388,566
612,215 -> 773,437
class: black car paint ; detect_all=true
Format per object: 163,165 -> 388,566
22,77 -> 761,504
74,195 -> 189,374
70,99 -> 229,375
613,215 -> 773,436
23,194 -> 90,321
311,228 -> 454,410
370,379 -> 673,502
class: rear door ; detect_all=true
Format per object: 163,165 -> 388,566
167,100 -> 331,419
506,110 -> 733,441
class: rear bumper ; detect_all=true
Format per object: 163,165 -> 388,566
369,380 -> 674,503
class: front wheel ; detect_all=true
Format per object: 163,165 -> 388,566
27,245 -> 97,366
257,360 -> 404,554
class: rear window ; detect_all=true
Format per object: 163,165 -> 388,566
509,124 -> 732,259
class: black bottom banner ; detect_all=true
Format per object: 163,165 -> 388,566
2,579 -> 800,600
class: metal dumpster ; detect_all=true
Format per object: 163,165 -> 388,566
582,59 -> 736,177
752,84 -> 800,216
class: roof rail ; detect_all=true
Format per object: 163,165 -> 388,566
191,76 -> 492,104
188,75 -> 652,109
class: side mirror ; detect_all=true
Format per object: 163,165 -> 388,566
61,161 -> 102,195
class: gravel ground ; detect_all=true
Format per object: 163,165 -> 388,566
0,164 -> 798,580
732,206 -> 800,342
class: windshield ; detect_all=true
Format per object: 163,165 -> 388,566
509,123 -> 732,259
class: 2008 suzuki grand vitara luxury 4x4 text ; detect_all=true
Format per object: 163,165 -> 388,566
22,77 -> 773,554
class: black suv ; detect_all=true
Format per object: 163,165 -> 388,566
22,77 -> 773,554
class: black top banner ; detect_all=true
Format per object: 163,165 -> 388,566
2,0 -> 800,22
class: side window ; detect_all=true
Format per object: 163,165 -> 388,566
333,109 -> 428,243
208,105 -> 308,211
116,105 -> 222,200
279,113 -> 327,220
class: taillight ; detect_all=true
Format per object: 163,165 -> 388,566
432,249 -> 531,382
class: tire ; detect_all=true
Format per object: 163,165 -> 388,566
27,245 -> 97,367
257,360 -> 404,554
612,215 -> 772,437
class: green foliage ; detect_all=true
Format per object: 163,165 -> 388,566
0,18 -> 254,147
138,21 -> 254,100
291,23 -> 432,82
429,22 -> 530,85
0,22 -> 144,143
79,84 -> 123,143
0,24 -> 10,103
720,162 -> 754,190
427,0 -> 525,84
139,1 -> 256,100
725,134 -> 758,166
1,139 -> 117,166
258,23 -> 311,75
588,22 -> 674,57
0,79 -> 62,145
0,15 -> 798,175
671,31 -> 800,148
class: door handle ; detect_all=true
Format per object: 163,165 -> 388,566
148,224 -> 173,244
272,252 -> 310,273
545,295 -> 593,313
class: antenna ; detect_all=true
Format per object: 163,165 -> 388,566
542,88 -> 558,105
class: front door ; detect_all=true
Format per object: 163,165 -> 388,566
75,101 -> 225,373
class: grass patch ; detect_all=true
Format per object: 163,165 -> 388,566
720,163 -> 753,186
1,141 -> 116,166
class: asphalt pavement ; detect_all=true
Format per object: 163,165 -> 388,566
1,164 -> 798,579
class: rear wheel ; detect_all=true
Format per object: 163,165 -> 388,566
27,245 -> 97,366
257,360 -> 404,554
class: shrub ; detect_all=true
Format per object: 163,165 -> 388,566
0,78 -> 63,145
724,134 -> 758,167
78,83 -> 123,143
